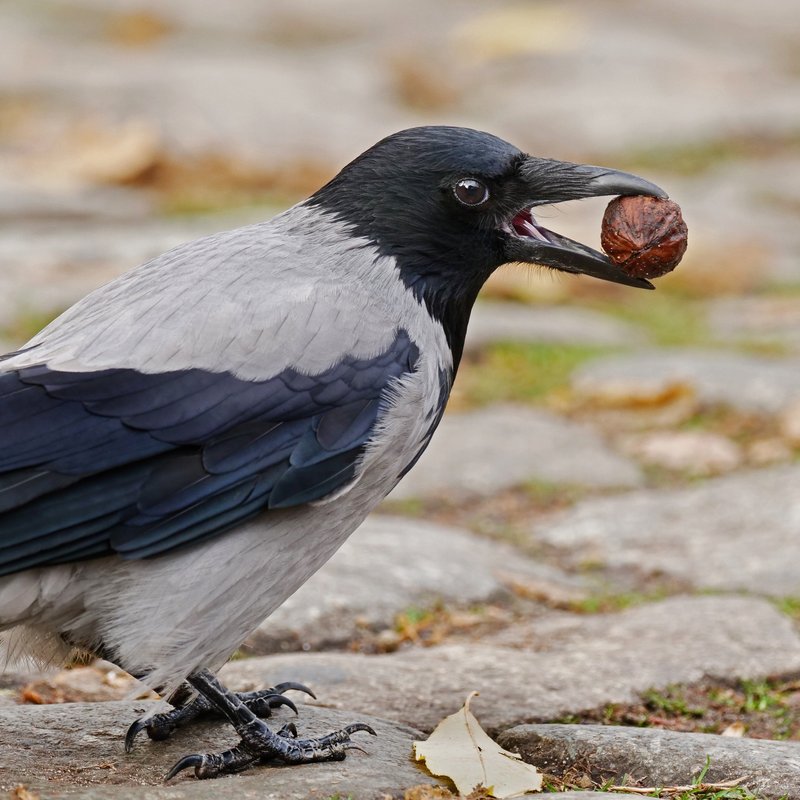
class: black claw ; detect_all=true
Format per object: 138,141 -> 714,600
268,694 -> 298,714
345,722 -> 377,737
124,717 -> 148,753
272,681 -> 317,700
164,754 -> 204,782
277,722 -> 298,738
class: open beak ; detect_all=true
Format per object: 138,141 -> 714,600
500,157 -> 668,289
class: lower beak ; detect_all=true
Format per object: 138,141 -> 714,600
502,159 -> 669,289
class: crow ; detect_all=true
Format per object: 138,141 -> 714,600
0,126 -> 665,779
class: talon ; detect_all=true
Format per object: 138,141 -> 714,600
277,722 -> 298,738
344,743 -> 369,756
267,694 -> 298,714
124,717 -> 148,753
164,753 -> 205,782
345,722 -> 377,737
273,681 -> 316,699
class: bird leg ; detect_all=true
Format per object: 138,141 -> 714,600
163,669 -> 376,780
125,679 -> 314,752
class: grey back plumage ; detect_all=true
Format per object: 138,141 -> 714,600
7,205 -> 422,379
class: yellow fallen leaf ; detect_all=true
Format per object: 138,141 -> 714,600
413,692 -> 542,798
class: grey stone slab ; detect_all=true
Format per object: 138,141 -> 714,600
465,301 -> 642,353
498,724 -> 800,800
224,596 -> 800,735
530,464 -> 800,595
0,701 -> 437,799
249,514 -> 580,654
619,430 -> 744,476
708,295 -> 800,351
573,349 -> 800,413
390,404 -> 643,501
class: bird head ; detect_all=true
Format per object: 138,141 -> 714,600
308,126 -> 667,360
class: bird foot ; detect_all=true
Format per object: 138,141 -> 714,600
164,719 -> 377,780
125,681 -> 314,752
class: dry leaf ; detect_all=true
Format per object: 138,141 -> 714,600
721,721 -> 746,737
413,692 -> 542,797
21,665 -> 157,704
14,786 -> 41,800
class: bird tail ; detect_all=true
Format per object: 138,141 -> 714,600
0,624 -> 74,675
0,566 -> 84,671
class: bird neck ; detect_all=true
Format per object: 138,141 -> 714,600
396,262 -> 488,372
300,193 -> 499,372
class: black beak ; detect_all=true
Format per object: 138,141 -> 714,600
501,157 -> 669,289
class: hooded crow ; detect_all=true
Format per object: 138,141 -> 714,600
0,126 -> 666,779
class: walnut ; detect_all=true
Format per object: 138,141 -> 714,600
601,196 -> 688,279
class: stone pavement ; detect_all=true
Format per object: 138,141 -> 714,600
530,464 -> 800,595
499,725 -> 800,800
572,350 -> 800,415
2,0 -> 800,797
249,514 -> 581,654
388,404 -> 643,502
225,596 -> 800,735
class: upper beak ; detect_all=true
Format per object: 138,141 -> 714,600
501,157 -> 669,289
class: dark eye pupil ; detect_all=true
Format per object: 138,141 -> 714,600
454,178 -> 488,206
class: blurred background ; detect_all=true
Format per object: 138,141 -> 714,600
1,0 -> 798,322
2,0 -> 800,475
2,0 -> 800,731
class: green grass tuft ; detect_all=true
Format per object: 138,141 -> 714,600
458,341 -> 615,407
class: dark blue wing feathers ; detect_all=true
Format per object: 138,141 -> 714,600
269,447 -> 361,509
3,513 -> 124,575
115,488 -> 270,560
0,330 -> 419,575
0,463 -> 149,546
50,429 -> 174,474
0,469 -> 78,513
115,476 -> 262,553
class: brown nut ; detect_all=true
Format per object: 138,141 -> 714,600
601,195 -> 688,279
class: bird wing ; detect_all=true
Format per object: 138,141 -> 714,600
0,209 -> 439,577
0,330 -> 419,576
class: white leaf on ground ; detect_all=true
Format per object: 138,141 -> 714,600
413,691 -> 542,797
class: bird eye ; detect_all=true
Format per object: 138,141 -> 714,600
453,178 -> 489,207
